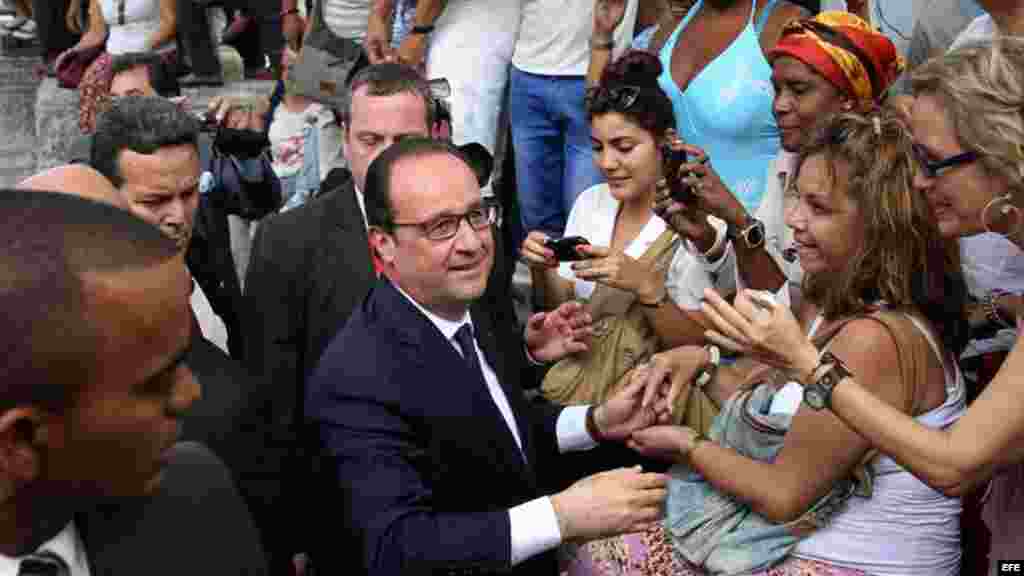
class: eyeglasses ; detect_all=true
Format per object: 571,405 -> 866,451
912,143 -> 979,179
391,203 -> 501,241
584,85 -> 641,112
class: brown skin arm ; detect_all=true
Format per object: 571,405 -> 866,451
147,0 -> 177,51
642,303 -> 709,350
689,319 -> 915,522
828,333 -> 1024,497
733,238 -> 787,292
79,0 -> 109,48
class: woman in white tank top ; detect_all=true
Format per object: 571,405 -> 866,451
57,0 -> 177,133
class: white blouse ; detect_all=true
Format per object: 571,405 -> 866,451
557,183 -> 689,305
100,0 -> 175,54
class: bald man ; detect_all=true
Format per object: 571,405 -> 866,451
18,165 -> 125,207
0,189 -> 267,575
15,165 -> 284,574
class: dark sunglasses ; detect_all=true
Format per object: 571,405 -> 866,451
912,143 -> 979,178
584,85 -> 642,112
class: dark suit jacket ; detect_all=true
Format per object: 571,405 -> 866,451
182,336 -> 282,564
305,279 -> 563,576
77,442 -> 268,576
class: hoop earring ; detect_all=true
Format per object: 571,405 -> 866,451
981,193 -> 1023,238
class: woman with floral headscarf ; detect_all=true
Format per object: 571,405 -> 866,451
655,11 -> 905,313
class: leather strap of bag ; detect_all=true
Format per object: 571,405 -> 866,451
785,308 -> 938,538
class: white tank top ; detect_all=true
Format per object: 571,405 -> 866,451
100,0 -> 175,54
792,315 -> 965,575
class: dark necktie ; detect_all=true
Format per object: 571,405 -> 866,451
454,324 -> 482,376
18,551 -> 70,576
455,324 -> 526,461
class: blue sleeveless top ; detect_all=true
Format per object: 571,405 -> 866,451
657,0 -> 781,212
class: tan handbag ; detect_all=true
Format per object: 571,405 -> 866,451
541,230 -> 681,407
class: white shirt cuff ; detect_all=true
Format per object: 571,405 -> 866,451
556,405 -> 598,453
509,497 -> 563,566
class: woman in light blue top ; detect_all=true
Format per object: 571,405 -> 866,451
656,0 -> 806,212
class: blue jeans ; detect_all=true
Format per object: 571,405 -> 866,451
509,67 -> 604,243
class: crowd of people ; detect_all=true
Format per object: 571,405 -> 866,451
2,0 -> 1024,575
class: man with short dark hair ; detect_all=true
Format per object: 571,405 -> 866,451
91,95 -> 242,358
0,188 -> 266,575
307,137 -> 669,575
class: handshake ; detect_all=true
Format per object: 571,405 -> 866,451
546,365 -> 684,544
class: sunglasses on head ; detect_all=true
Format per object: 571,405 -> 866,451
584,85 -> 642,113
911,143 -> 979,178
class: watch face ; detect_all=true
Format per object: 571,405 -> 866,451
745,221 -> 765,248
804,386 -> 826,410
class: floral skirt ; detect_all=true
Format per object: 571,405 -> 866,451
77,51 -> 113,134
560,524 -> 867,576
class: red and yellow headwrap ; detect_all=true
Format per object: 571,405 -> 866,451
768,11 -> 905,104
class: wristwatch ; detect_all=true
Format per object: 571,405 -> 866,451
726,216 -> 765,250
802,351 -> 853,411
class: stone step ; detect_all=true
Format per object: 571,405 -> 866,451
0,54 -> 40,187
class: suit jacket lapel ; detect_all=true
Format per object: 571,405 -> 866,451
315,182 -> 374,320
471,309 -> 537,478
378,282 -> 535,484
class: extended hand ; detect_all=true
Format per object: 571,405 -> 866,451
594,367 -> 670,442
365,11 -> 396,64
572,245 -> 662,301
550,466 -> 668,543
701,288 -> 818,380
638,346 -> 709,417
627,425 -> 702,464
675,144 -> 748,230
525,301 -> 593,363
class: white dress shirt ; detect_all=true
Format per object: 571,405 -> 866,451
393,284 -> 598,566
190,279 -> 229,354
0,522 -> 91,576
354,185 -> 369,231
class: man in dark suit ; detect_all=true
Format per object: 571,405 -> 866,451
306,138 -> 670,575
91,95 -> 245,358
20,162 -> 281,575
0,188 -> 266,574
246,63 -> 600,573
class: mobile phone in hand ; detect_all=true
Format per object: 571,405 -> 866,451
662,144 -> 695,203
545,236 -> 591,262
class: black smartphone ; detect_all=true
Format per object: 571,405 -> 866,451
546,236 -> 591,262
662,144 -> 694,203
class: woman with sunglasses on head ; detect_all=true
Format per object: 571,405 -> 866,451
520,51 -> 710,420
654,11 -> 905,310
622,111 -> 968,576
700,38 -> 1024,573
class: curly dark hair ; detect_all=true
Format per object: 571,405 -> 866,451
587,50 -> 676,139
